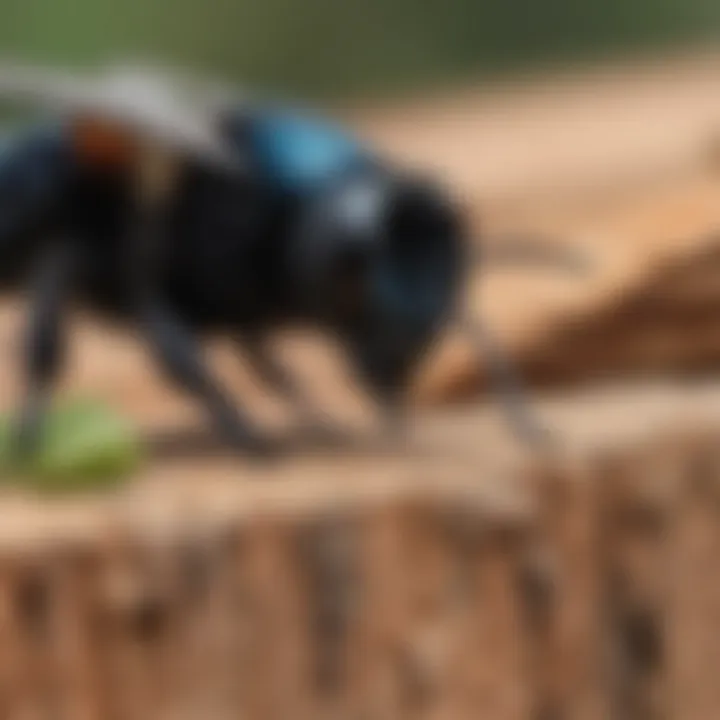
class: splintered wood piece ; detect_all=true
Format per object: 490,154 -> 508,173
239,516 -> 314,720
0,557 -> 49,720
667,449 -> 720,720
399,508 -> 468,720
456,526 -> 530,720
346,502 -> 478,720
602,443 -> 683,720
292,515 -> 361,720
93,535 -> 188,720
156,529 -> 249,720
345,504 -> 413,720
43,547 -> 110,720
533,461 -> 607,720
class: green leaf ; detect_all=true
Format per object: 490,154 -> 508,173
0,398 -> 143,494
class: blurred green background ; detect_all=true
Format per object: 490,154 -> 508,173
0,0 -> 719,100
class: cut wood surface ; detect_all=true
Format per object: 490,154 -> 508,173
0,378 -> 716,545
0,380 -> 717,719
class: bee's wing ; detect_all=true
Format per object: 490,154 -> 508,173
0,63 -> 90,110
0,61 -> 245,174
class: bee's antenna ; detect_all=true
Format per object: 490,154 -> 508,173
475,236 -> 593,274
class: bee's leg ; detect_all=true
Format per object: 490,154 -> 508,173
236,333 -> 346,440
125,178 -> 275,459
139,301 -> 275,458
380,391 -> 409,438
12,242 -> 75,457
366,380 -> 411,449
236,333 -> 308,409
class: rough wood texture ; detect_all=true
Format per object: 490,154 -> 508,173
0,382 -> 717,718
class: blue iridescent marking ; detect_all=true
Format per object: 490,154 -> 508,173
251,108 -> 366,192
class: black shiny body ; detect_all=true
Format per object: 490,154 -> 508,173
0,122 -> 311,332
0,112 -> 466,456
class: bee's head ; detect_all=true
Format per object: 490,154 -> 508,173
291,166 -> 468,400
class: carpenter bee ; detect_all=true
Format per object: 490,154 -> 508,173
0,62 -> 583,459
